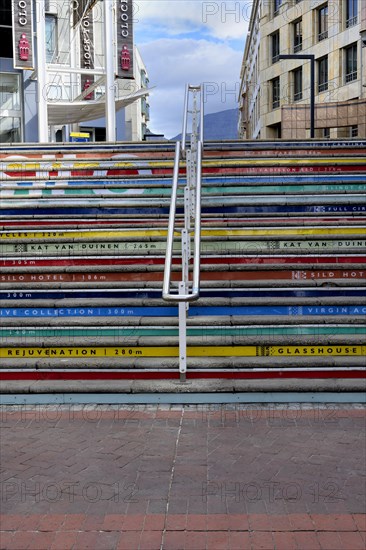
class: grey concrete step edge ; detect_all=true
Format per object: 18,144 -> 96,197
2,220 -> 364,228
2,316 -> 365,327
2,335 -> 365,347
1,378 -> 365,395
2,357 -> 365,369
2,262 -> 364,274
2,298 -> 364,309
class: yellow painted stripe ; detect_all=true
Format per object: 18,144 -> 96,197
6,163 -> 41,170
4,157 -> 366,171
1,227 -> 365,240
202,228 -> 366,237
202,158 -> 366,166
1,346 -> 364,358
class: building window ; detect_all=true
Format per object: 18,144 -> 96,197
318,55 -> 328,92
345,43 -> 357,83
323,128 -> 330,138
318,4 -> 328,41
274,0 -> 282,16
45,14 -> 57,63
141,96 -> 147,115
271,77 -> 280,109
271,31 -> 280,63
293,67 -> 303,101
140,70 -> 148,87
293,19 -> 302,53
0,0 -> 13,58
0,73 -> 22,143
346,0 -> 358,28
350,125 -> 358,137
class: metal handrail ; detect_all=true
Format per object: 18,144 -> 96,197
162,84 -> 204,302
181,84 -> 204,153
162,142 -> 202,302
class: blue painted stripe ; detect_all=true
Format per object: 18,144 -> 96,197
1,305 -> 365,318
2,205 -> 366,216
1,289 -> 365,300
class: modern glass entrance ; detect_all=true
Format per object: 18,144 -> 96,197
0,72 -> 23,142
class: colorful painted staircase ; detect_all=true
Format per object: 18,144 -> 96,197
0,139 -> 365,389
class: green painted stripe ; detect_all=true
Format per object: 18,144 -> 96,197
1,326 -> 365,338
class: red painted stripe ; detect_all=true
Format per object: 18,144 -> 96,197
1,256 -> 364,268
0,370 -> 364,380
3,269 -> 366,283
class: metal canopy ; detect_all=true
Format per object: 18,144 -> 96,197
47,88 -> 152,126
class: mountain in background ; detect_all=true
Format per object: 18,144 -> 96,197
172,108 -> 239,141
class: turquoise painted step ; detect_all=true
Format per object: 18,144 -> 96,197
1,325 -> 365,338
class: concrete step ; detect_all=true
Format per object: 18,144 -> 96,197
1,354 -> 365,370
1,140 -> 364,385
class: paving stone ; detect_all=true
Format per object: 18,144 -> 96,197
353,514 -> 366,531
27,531 -> 56,550
117,531 -> 141,550
1,406 -> 365,550
123,514 -> 145,531
338,531 -> 366,549
0,515 -> 21,531
162,531 -> 186,550
38,514 -> 65,532
250,531 -> 274,549
272,531 -> 297,550
185,530 -> 207,549
2,531 -> 31,550
229,531 -> 251,550
143,514 -> 165,531
73,531 -> 103,550
289,513 -> 315,531
0,532 -> 15,550
317,531 -> 343,549
139,530 -> 163,550
165,514 -> 186,531
50,531 -> 78,550
185,514 -> 207,531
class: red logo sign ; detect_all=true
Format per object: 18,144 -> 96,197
19,33 -> 30,61
83,79 -> 93,100
121,45 -> 131,71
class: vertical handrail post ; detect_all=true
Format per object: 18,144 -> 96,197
162,84 -> 204,381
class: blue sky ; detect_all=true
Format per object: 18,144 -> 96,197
133,1 -> 252,138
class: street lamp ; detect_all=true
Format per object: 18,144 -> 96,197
278,54 -> 315,139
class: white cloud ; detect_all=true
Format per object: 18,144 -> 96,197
133,1 -> 251,138
135,0 -> 251,41
139,38 -> 243,137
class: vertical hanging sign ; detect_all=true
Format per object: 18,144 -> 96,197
117,0 -> 134,79
12,0 -> 34,70
73,0 -> 98,27
80,10 -> 94,99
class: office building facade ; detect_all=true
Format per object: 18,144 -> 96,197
239,0 -> 366,139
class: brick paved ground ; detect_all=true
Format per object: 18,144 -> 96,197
0,404 -> 365,549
